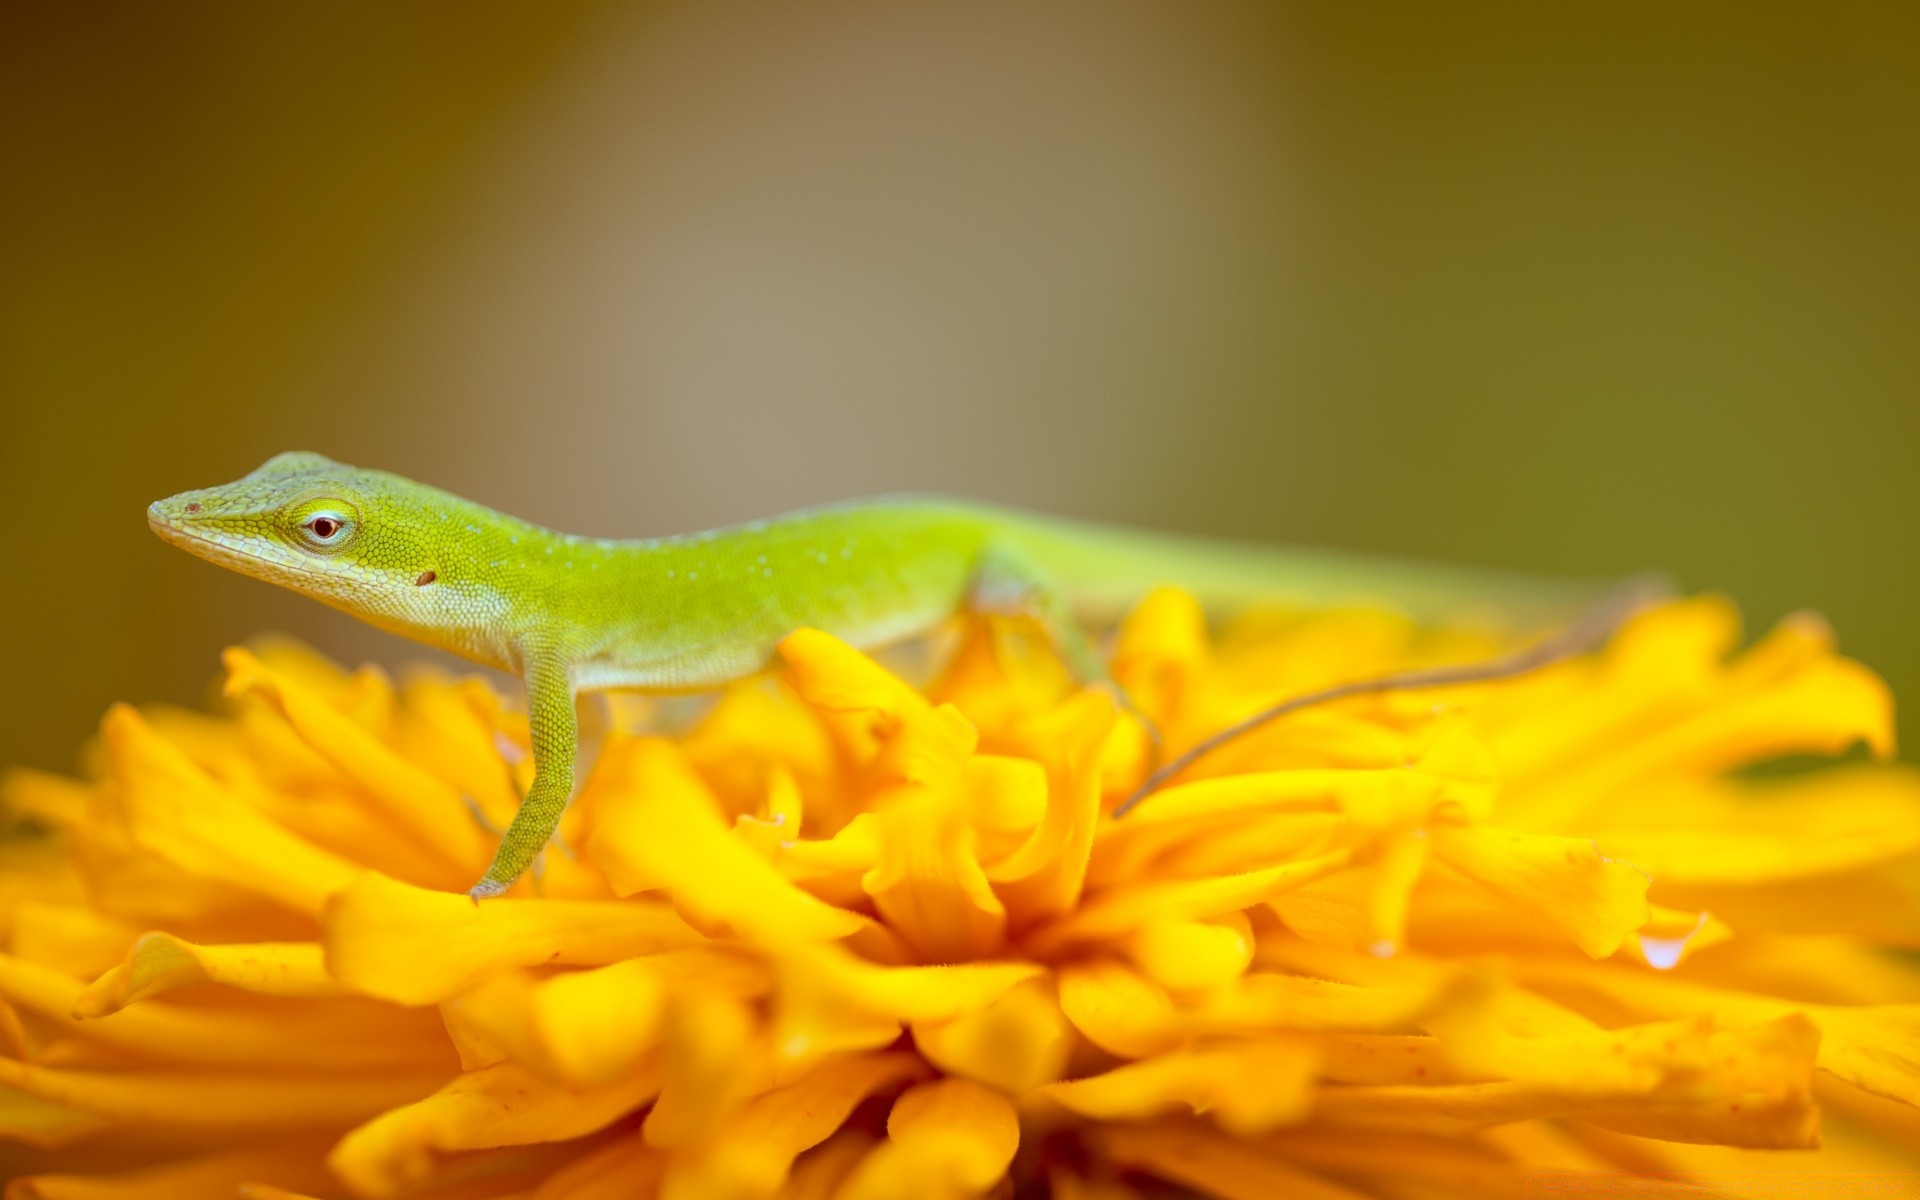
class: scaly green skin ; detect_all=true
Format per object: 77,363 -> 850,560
149,452 -> 1578,898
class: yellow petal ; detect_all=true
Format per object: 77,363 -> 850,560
102,705 -> 359,915
1111,588 -> 1210,726
329,1061 -> 662,1198
1055,959 -> 1183,1058
1094,1121 -> 1370,1200
0,768 -> 92,831
642,993 -> 760,1150
6,1142 -> 337,1200
394,674 -> 524,832
6,902 -> 140,981
0,1056 -> 442,1132
981,691 -> 1114,926
73,935 -> 341,1016
223,648 -> 488,869
443,958 -> 667,1086
1428,822 -> 1650,957
771,945 -> 1040,1070
525,1134 -> 664,1200
324,870 -> 702,1006
836,1078 -> 1019,1200
1191,968 -> 1464,1035
1028,848 -> 1353,953
1,952 -> 447,1072
782,1129 -> 877,1200
1516,959 -> 1920,1107
584,740 -> 867,943
1036,1039 -> 1317,1135
1267,837 -> 1427,956
1311,1014 -> 1822,1149
912,979 -> 1072,1093
660,1052 -> 926,1200
779,628 -> 936,726
1599,768 -> 1920,885
1122,914 -> 1254,992
862,795 -> 1006,962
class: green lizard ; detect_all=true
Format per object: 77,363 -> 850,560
149,451 -> 1628,898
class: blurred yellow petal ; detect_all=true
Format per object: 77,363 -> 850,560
1122,914 -> 1254,992
1030,847 -> 1353,953
526,1135 -> 664,1200
836,1078 -> 1019,1200
778,628 -> 936,727
0,769 -> 92,831
1599,768 -> 1920,884
1428,823 -> 1650,957
6,1142 -> 337,1200
0,1057 -> 440,1132
782,1130 -> 876,1200
660,1052 -> 925,1200
73,935 -> 341,1016
223,648 -> 488,870
102,705 -> 358,915
862,796 -> 1005,962
6,902 -> 139,980
642,993 -> 760,1150
1192,968 -> 1464,1036
329,1061 -> 662,1198
912,979 -> 1072,1093
771,945 -> 1040,1068
981,691 -> 1114,925
1056,960 -> 1183,1058
1095,1121 -> 1369,1200
584,740 -> 866,943
1311,1014 -> 1822,1149
324,871 -> 701,1005
443,958 -> 667,1086
1515,959 -> 1920,1107
1037,1039 -> 1317,1135
1,953 -> 446,1072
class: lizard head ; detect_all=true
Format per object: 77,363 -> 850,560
148,452 -> 508,641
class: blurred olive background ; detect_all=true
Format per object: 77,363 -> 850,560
2,1 -> 1916,772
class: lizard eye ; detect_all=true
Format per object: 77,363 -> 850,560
302,513 -> 350,544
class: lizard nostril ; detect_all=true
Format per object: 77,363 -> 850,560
184,502 -> 201,514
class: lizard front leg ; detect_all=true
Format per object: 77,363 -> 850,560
470,648 -> 577,899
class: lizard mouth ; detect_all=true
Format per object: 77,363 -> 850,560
147,505 -> 338,586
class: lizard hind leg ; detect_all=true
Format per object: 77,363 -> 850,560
967,544 -> 1162,749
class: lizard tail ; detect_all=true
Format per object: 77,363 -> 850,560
992,510 -> 1628,633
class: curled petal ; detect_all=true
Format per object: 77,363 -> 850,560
328,1061 -> 662,1198
863,797 -> 1006,962
324,871 -> 702,1006
1029,848 -> 1354,953
0,1056 -> 441,1132
912,979 -> 1072,1093
1056,960 -> 1183,1058
660,1052 -> 927,1199
1429,823 -> 1650,958
1,953 -> 444,1071
74,935 -> 341,1016
222,648 -> 488,870
6,1142 -> 338,1199
1036,1039 -> 1317,1135
1122,915 -> 1254,992
584,741 -> 866,943
1094,1121 -> 1368,1200
836,1078 -> 1019,1200
102,706 -> 358,915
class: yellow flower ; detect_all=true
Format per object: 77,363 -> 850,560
3,592 -> 1919,1199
